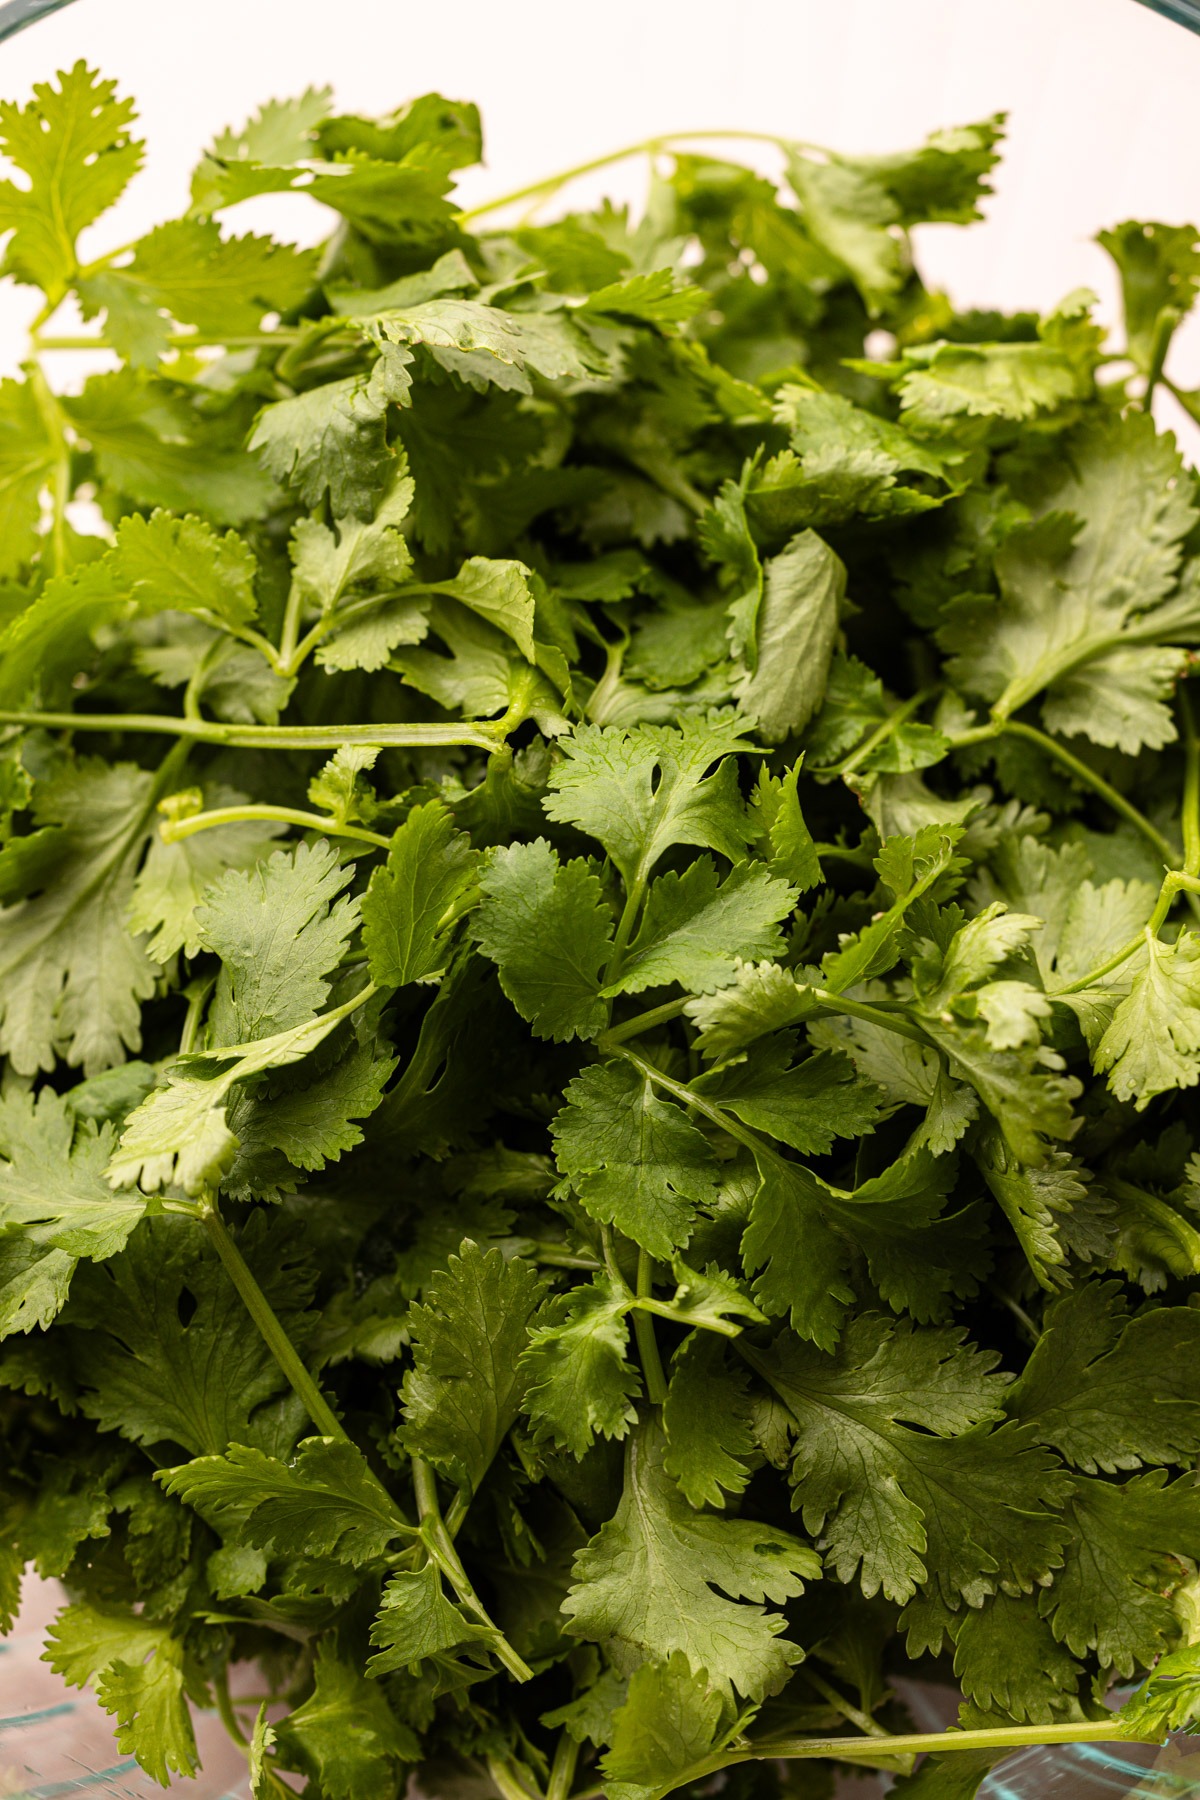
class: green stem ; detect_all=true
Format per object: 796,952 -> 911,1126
177,978 -> 214,1055
278,577 -> 307,671
813,687 -> 936,781
731,1718 -> 1142,1763
1141,306 -> 1179,412
198,1197 -> 349,1443
0,707 -> 504,755
547,1733 -> 581,1800
1181,685 -> 1200,878
411,1456 -> 534,1683
601,997 -> 688,1047
802,1668 -> 894,1742
616,1045 -> 769,1162
212,1664 -> 249,1750
809,990 -> 934,1048
527,1241 -> 603,1271
27,359 -> 71,576
603,875 -> 647,989
160,802 -> 393,853
999,719 -> 1180,870
813,841 -> 876,868
632,1249 -> 668,1404
33,330 -> 305,352
457,129 -> 818,224
1052,874 -> 1178,995
486,1759 -> 542,1800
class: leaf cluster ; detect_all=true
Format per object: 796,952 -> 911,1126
2,64 -> 1200,1800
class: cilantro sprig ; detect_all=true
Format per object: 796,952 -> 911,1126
3,62 -> 1200,1800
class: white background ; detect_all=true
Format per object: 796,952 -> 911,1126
2,0 -> 1200,443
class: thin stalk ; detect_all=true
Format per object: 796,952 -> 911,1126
601,997 -> 688,1047
634,1295 -> 744,1340
177,979 -> 214,1056
277,577 -> 307,671
1000,720 -> 1180,870
212,1665 -> 249,1750
0,707 -> 504,755
1181,685 -> 1200,878
547,1733 -> 580,1800
812,687 -> 936,781
33,330 -> 305,352
27,359 -> 71,576
991,1285 -> 1042,1346
632,1249 -> 668,1404
1141,307 -> 1179,412
603,874 -> 647,988
1051,874 -> 1178,996
616,1044 -> 769,1161
813,841 -> 876,868
486,1759 -> 542,1800
733,1718 -> 1141,1762
527,1242 -> 603,1271
197,1197 -> 349,1444
810,990 -> 933,1048
801,1668 -> 894,1743
457,129 -> 820,224
412,1457 -> 533,1683
160,802 -> 393,853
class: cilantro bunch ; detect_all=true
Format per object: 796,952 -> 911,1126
5,64 -> 1200,1800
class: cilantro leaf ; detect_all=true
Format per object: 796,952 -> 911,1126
521,1275 -> 641,1457
0,759 -> 163,1076
552,1060 -> 720,1258
43,1601 -> 197,1786
401,1241 -> 544,1496
475,839 -> 613,1041
562,1416 -> 819,1699
362,801 -> 478,988
733,531 -> 844,742
275,1640 -> 420,1797
608,859 -> 795,997
63,1215 -> 312,1455
662,1331 -> 755,1509
161,1435 -> 407,1565
543,716 -> 757,888
0,64 -> 142,302
1006,1280 -> 1200,1471
748,1316 -> 1064,1608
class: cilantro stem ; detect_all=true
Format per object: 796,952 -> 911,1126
616,1045 -> 769,1161
1180,685 -> 1200,877
1052,864 -> 1200,997
487,1757 -> 543,1800
547,1732 -> 580,1800
999,720 -> 1181,871
0,706 -> 504,755
26,358 -> 70,577
411,1456 -> 534,1683
604,878 -> 647,985
810,991 -> 933,1047
632,1249 -> 668,1404
802,1668 -> 896,1743
159,801 -> 393,853
727,1718 -> 1142,1761
811,686 -> 938,781
197,1196 -> 350,1445
33,330 -> 306,352
1141,306 -> 1179,412
457,130 -> 820,224
601,998 -> 688,1046
212,1664 -> 250,1750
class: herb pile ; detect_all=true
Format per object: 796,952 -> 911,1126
6,63 -> 1200,1800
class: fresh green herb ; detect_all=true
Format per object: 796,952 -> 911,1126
4,65 -> 1200,1800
